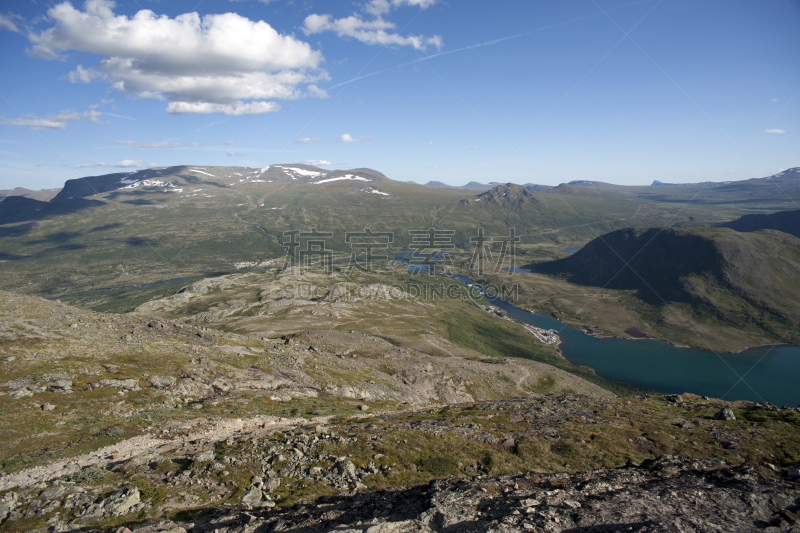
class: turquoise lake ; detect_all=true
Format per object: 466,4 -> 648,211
453,274 -> 800,406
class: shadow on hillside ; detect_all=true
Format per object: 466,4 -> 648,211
0,222 -> 36,238
178,172 -> 232,189
171,485 -> 434,533
0,195 -> 105,225
122,198 -> 167,206
127,236 -> 158,246
525,229 -> 723,305
27,231 -> 82,245
90,222 -> 124,232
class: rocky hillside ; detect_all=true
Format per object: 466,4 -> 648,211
721,208 -> 800,239
472,184 -> 542,207
97,455 -> 800,533
1,391 -> 798,531
0,290 -> 799,531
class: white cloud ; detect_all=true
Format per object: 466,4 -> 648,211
296,137 -> 320,144
303,11 -> 442,51
364,0 -> 438,16
75,159 -> 144,168
218,140 -> 236,145
0,13 -> 20,33
0,109 -> 106,130
421,141 -> 437,145
226,151 -> 244,156
65,64 -> 102,83
114,140 -> 200,148
166,101 -> 281,115
305,84 -> 330,98
338,133 -> 360,143
29,0 -> 328,114
303,159 -> 331,165
764,129 -> 785,134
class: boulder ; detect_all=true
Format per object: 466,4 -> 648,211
714,408 -> 736,421
98,378 -> 140,391
194,450 -> 215,463
149,376 -> 177,389
264,477 -> 282,492
101,487 -> 140,516
172,378 -> 213,397
241,487 -> 262,506
335,459 -> 358,480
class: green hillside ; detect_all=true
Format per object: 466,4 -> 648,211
520,226 -> 800,349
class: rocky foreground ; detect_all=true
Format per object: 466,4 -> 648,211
1,290 -> 799,532
7,456 -> 800,532
1,394 -> 799,532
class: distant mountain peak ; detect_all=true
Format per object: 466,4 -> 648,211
474,183 -> 541,206
424,181 -> 452,188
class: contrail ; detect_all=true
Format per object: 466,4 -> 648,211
325,0 -> 658,90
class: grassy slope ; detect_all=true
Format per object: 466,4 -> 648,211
490,227 -> 800,351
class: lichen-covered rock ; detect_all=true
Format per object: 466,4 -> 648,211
101,486 -> 140,516
193,450 -> 215,463
169,456 -> 800,533
148,376 -> 177,389
241,486 -> 262,506
715,407 -> 737,421
97,378 -> 140,391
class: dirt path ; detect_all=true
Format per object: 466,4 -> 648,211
0,414 -> 320,491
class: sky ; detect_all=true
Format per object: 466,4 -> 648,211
0,0 -> 798,191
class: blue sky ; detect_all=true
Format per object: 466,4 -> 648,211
0,0 -> 798,190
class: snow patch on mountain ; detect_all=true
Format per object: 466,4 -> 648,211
119,179 -> 174,190
315,175 -> 371,184
189,169 -> 215,177
278,166 -> 324,178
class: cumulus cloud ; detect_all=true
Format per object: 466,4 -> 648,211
29,0 -> 328,115
303,13 -> 442,50
166,101 -> 280,115
0,13 -> 20,33
226,151 -> 244,156
303,159 -> 331,165
764,129 -> 786,134
296,137 -> 320,144
74,159 -> 144,168
65,64 -> 102,83
338,133 -> 360,143
364,0 -> 438,16
0,110 -> 106,130
303,0 -> 441,51
114,140 -> 200,148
